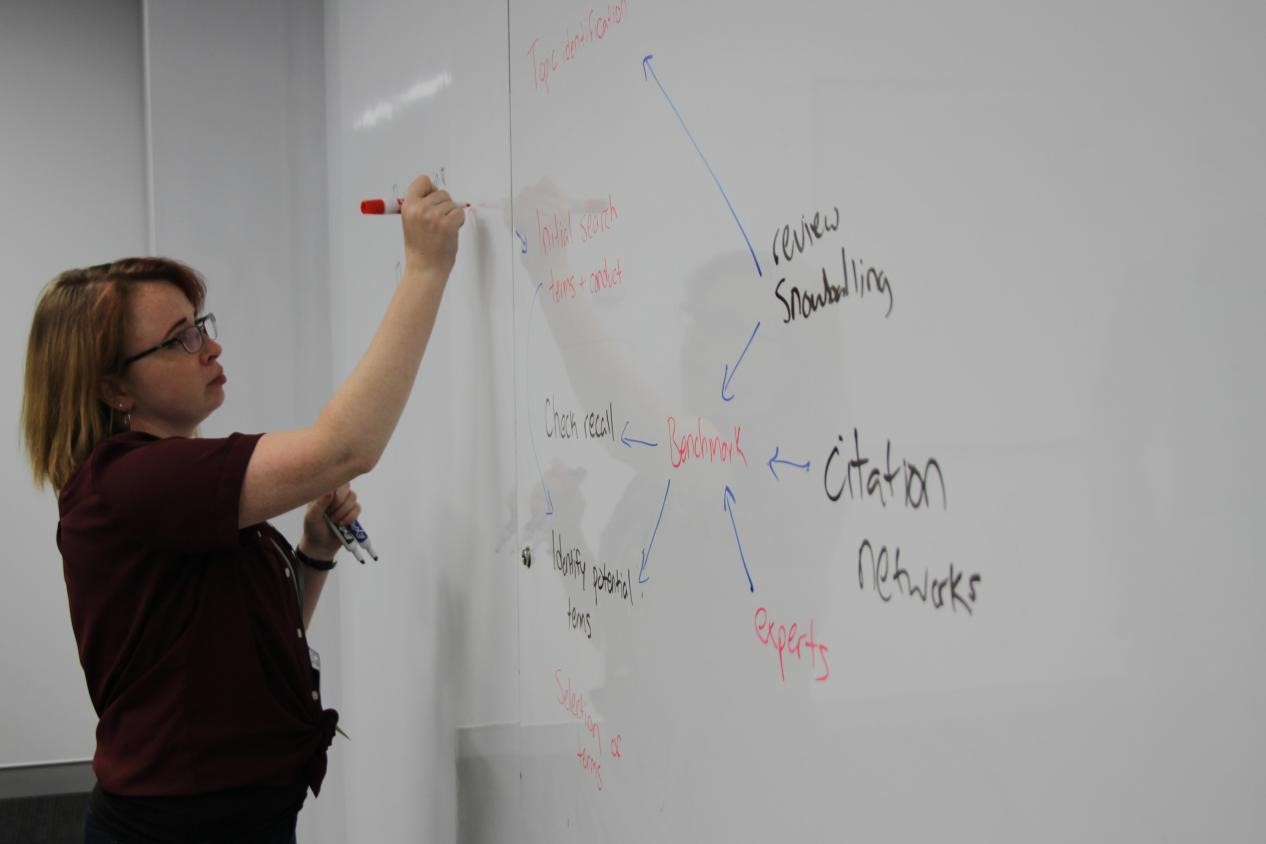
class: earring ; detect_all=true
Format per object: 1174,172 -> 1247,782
111,404 -> 131,431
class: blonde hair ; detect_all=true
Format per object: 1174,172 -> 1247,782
22,258 -> 206,491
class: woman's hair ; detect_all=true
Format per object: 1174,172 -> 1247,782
22,257 -> 206,491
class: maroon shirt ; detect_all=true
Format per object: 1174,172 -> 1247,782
58,431 -> 338,801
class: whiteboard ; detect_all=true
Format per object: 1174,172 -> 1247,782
325,0 -> 519,839
330,1 -> 1266,841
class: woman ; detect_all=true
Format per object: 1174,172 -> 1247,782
21,176 -> 463,843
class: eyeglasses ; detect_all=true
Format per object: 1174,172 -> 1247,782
121,313 -> 217,368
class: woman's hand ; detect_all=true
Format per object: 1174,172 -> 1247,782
301,483 -> 361,560
401,174 -> 465,277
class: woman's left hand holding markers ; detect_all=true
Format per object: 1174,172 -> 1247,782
301,484 -> 361,559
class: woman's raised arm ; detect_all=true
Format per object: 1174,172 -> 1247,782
238,175 -> 464,527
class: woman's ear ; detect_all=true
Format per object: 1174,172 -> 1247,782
98,377 -> 132,413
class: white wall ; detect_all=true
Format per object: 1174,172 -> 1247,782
145,0 -> 333,441
1,2 -> 344,838
0,0 -> 148,768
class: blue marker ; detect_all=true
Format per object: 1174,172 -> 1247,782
347,520 -> 379,561
323,513 -> 367,564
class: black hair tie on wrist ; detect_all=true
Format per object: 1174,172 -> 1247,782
295,549 -> 336,571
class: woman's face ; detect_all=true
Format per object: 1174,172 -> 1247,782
114,281 -> 225,438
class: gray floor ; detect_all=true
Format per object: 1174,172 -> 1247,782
0,791 -> 91,844
0,762 -> 95,844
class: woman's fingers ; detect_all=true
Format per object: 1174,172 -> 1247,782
325,485 -> 360,527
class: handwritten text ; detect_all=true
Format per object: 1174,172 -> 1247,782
754,607 -> 831,682
668,417 -> 748,469
527,0 -> 629,94
857,539 -> 982,615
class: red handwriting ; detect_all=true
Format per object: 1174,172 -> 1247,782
528,38 -> 558,93
754,607 -> 830,683
577,740 -> 604,791
527,0 -> 629,94
537,208 -> 573,256
668,417 -> 748,469
579,195 -> 619,242
556,668 -> 602,748
549,266 -> 577,302
557,669 -> 622,792
578,256 -> 623,295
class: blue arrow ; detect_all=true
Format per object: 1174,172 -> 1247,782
722,486 -> 755,592
621,420 -> 658,449
638,479 -> 672,584
642,54 -> 762,277
515,229 -> 528,254
767,446 -> 811,481
721,321 -> 760,402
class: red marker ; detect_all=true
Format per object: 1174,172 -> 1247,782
360,197 -> 403,214
360,198 -> 472,214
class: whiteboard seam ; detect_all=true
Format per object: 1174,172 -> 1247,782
504,0 -> 527,830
